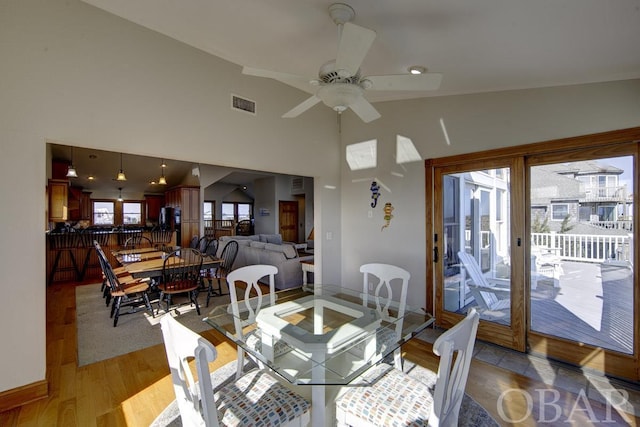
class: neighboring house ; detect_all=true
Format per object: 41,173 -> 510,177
531,160 -> 632,234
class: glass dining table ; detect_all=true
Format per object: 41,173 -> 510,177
203,284 -> 434,427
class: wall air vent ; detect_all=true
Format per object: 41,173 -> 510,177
231,94 -> 256,115
291,176 -> 304,193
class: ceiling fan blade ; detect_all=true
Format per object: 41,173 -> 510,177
349,96 -> 381,123
336,22 -> 376,76
242,66 -> 317,95
282,95 -> 322,118
365,73 -> 443,91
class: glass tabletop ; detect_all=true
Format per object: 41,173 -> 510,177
203,284 -> 434,386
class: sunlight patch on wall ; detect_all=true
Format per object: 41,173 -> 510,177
396,135 -> 422,164
346,139 -> 377,170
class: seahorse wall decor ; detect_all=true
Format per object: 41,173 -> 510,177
381,202 -> 394,231
370,180 -> 380,208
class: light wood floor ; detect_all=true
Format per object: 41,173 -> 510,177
0,280 -> 638,426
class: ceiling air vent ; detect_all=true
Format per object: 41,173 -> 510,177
291,176 -> 304,193
231,94 -> 256,115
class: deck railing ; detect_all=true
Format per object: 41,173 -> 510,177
587,220 -> 633,231
203,219 -> 235,239
532,232 -> 632,263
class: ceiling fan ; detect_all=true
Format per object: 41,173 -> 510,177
242,3 -> 442,123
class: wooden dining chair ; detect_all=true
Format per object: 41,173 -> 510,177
124,235 -> 153,249
157,248 -> 203,315
95,241 -> 154,327
199,238 -> 219,289
94,241 -> 141,303
159,315 -> 311,427
359,263 -> 411,370
206,240 -> 238,306
150,228 -> 174,251
335,308 -> 480,427
189,235 -> 200,249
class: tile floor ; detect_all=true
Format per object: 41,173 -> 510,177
417,327 -> 640,418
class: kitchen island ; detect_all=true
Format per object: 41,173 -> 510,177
46,228 -> 176,285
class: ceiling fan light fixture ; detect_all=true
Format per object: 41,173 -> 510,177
408,66 -> 426,75
318,83 -> 363,113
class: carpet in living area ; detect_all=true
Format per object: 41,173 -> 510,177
76,282 -> 229,366
150,359 -> 499,427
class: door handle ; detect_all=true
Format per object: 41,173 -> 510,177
433,247 -> 439,263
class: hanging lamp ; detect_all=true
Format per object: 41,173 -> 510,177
117,187 -> 124,202
116,153 -> 127,181
66,147 -> 78,178
158,159 -> 167,185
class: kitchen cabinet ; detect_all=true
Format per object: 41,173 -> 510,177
164,186 -> 200,247
68,187 -> 91,221
48,179 -> 68,222
145,195 -> 164,222
81,191 -> 92,220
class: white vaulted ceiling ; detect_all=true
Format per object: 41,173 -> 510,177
81,0 -> 640,103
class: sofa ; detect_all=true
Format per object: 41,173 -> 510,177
217,234 -> 313,290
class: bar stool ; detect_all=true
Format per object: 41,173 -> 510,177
47,231 -> 81,285
79,230 -> 111,280
117,227 -> 142,248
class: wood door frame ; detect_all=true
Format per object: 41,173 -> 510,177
426,126 -> 640,380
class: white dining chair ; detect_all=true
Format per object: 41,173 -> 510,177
159,315 -> 311,427
359,263 -> 410,370
226,264 -> 293,379
335,308 -> 480,427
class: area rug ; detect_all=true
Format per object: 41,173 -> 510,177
76,282 -> 229,366
150,359 -> 499,427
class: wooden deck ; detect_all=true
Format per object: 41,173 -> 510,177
531,261 -> 633,354
461,261 -> 634,354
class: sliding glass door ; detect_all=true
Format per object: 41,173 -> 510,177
429,130 -> 639,379
527,149 -> 636,379
434,159 -> 526,351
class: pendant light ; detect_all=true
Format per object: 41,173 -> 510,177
117,187 -> 124,202
158,159 -> 167,185
116,152 -> 127,181
66,147 -> 78,178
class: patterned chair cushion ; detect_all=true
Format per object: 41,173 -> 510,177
217,368 -> 311,426
336,363 -> 434,427
348,327 -> 399,363
245,329 -> 294,358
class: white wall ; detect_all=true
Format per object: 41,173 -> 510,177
0,0 -> 340,393
2,0 -> 638,396
339,80 -> 640,309
254,177 -> 278,234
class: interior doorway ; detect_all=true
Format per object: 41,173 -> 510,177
279,200 -> 299,242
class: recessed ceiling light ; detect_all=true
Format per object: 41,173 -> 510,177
408,66 -> 426,75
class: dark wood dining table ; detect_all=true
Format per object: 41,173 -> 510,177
112,247 -> 221,279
